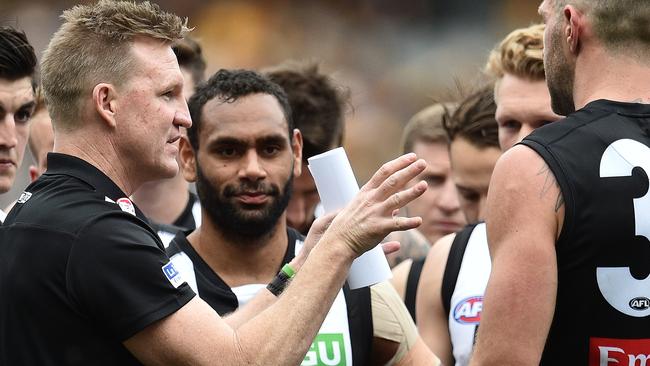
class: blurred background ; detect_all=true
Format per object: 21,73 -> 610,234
0,0 -> 543,207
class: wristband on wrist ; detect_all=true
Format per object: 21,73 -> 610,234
267,263 -> 296,297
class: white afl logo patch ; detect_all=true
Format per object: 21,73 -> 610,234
117,197 -> 136,216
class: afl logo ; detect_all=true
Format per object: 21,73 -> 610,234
629,297 -> 650,311
453,296 -> 483,324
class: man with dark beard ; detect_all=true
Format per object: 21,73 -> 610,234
471,0 -> 650,365
167,69 -> 438,365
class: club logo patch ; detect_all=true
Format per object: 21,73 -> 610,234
453,296 -> 483,324
17,191 -> 32,204
117,197 -> 135,216
162,261 -> 185,288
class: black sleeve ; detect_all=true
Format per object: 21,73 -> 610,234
66,213 -> 196,341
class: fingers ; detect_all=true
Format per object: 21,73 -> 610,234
375,158 -> 426,199
310,211 -> 338,232
364,153 -> 418,191
381,241 -> 401,255
385,180 -> 427,211
393,215 -> 423,231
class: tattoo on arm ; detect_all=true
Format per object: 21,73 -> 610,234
536,162 -> 565,212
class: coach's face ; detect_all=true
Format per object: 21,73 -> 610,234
115,37 -> 191,184
0,77 -> 34,194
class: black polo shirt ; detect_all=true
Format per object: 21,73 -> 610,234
0,153 -> 195,365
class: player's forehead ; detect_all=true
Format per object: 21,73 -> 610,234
496,75 -> 553,121
0,77 -> 34,110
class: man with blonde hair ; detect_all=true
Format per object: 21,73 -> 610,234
132,36 -> 206,243
0,1 -> 429,364
417,23 -> 561,366
472,1 -> 650,364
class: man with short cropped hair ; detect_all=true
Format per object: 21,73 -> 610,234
132,36 -> 207,239
472,1 -> 650,364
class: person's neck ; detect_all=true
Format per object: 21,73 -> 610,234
131,175 -> 189,224
55,134 -> 138,196
574,48 -> 650,109
187,214 -> 290,288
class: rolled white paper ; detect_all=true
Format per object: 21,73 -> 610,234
308,147 -> 392,289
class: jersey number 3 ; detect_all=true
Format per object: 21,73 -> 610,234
598,138 -> 650,317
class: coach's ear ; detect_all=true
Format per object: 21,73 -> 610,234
29,165 -> 39,182
92,83 -> 118,128
179,136 -> 197,183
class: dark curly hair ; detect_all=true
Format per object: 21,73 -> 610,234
443,85 -> 499,149
0,26 -> 36,85
187,69 -> 293,149
264,61 -> 348,159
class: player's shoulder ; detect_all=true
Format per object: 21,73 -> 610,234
526,100 -> 619,146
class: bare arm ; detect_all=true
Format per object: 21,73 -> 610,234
470,146 -> 562,366
416,234 -> 455,366
125,153 -> 429,365
394,338 -> 441,366
390,259 -> 413,300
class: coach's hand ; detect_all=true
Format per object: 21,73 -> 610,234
323,153 -> 427,257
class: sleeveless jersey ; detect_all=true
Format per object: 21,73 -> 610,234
441,223 -> 490,366
166,228 -> 373,365
521,100 -> 650,365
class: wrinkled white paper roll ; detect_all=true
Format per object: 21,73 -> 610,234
308,147 -> 392,289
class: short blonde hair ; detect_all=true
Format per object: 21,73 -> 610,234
485,24 -> 545,82
41,0 -> 189,130
401,103 -> 456,154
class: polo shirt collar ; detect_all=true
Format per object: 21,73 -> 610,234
44,153 -> 148,220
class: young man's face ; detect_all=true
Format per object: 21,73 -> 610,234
406,140 -> 466,244
449,137 -> 502,223
495,74 -> 561,151
0,77 -> 34,193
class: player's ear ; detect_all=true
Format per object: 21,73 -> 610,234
179,136 -> 197,182
292,129 -> 303,178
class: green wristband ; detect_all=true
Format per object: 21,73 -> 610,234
281,263 -> 296,278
